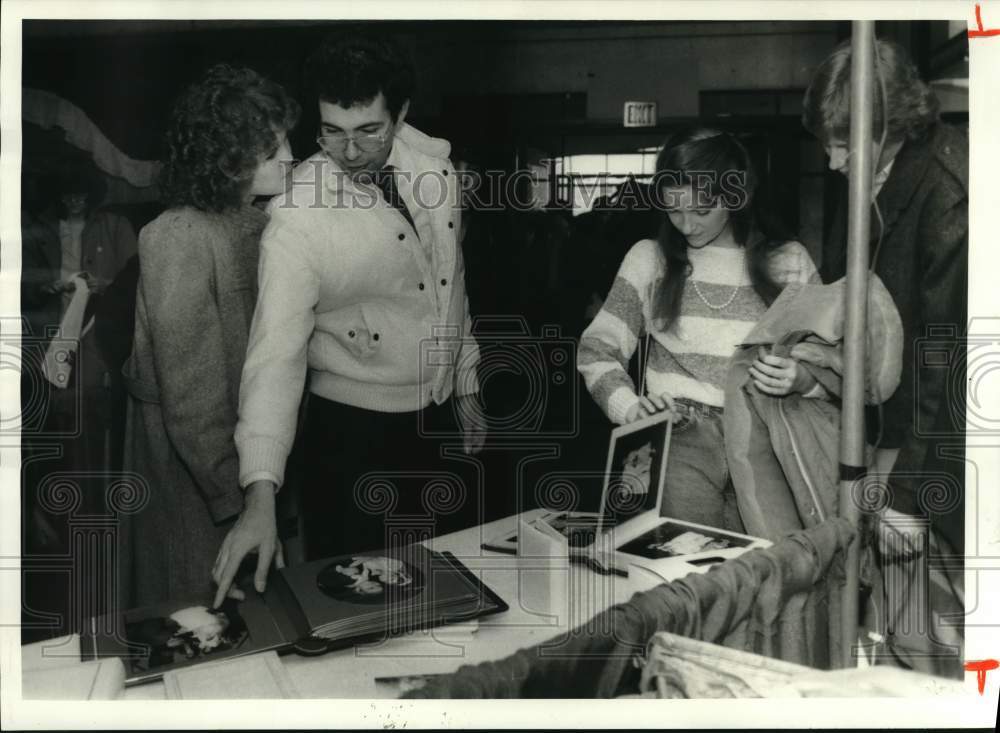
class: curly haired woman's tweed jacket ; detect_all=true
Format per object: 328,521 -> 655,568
119,204 -> 267,607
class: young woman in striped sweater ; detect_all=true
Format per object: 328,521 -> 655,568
578,127 -> 823,532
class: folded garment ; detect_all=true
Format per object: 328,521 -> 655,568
42,274 -> 91,389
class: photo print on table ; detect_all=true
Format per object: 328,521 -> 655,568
617,521 -> 754,560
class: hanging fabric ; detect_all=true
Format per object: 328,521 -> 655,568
403,518 -> 856,698
22,88 -> 161,189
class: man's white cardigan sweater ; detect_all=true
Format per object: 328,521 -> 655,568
235,123 -> 480,489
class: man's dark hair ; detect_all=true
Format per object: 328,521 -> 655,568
304,32 -> 415,120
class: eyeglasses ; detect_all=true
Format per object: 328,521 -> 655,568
316,129 -> 390,155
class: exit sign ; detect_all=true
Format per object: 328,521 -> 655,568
624,101 -> 657,127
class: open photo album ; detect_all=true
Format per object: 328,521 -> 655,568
483,411 -> 770,574
81,544 -> 507,686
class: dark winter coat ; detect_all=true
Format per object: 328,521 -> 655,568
821,122 -> 968,552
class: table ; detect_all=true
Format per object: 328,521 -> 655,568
117,509 -> 691,699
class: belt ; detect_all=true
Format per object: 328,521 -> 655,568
674,397 -> 724,417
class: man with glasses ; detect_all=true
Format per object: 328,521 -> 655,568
214,34 -> 484,601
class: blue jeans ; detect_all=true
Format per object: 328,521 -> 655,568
659,398 -> 745,534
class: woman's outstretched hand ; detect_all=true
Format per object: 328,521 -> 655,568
749,346 -> 817,396
212,480 -> 284,609
624,392 -> 677,423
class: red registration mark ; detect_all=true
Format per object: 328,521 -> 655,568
969,4 -> 1000,38
964,659 -> 999,695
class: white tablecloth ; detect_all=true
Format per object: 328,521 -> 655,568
118,508 -> 683,699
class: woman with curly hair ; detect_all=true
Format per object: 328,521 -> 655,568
119,64 -> 299,607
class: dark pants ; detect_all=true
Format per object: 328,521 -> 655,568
298,395 -> 480,561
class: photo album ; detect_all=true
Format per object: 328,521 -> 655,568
81,545 -> 507,685
483,411 -> 769,574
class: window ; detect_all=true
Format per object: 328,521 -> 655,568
544,148 -> 660,215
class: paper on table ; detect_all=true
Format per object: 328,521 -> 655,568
161,651 -> 298,699
21,634 -> 82,671
517,517 -> 570,629
22,658 -> 125,700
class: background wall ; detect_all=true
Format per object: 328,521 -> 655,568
410,21 -> 840,122
23,17 -> 966,271
22,20 -> 840,157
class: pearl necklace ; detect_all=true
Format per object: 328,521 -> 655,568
689,249 -> 746,311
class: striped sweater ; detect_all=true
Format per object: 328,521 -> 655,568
579,238 -> 819,424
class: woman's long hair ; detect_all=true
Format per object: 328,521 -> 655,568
652,127 -> 792,329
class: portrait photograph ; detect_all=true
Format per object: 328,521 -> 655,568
315,554 -> 426,605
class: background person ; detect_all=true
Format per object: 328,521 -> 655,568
20,163 -> 137,549
21,164 -> 137,345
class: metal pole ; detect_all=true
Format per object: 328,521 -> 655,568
838,20 -> 875,670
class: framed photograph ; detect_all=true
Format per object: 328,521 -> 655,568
482,411 -> 673,556
597,411 -> 672,532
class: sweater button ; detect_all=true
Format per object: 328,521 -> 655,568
440,278 -> 448,286
398,233 -> 405,240
448,221 -> 454,229
442,169 -> 448,175
373,333 -> 380,341
418,282 -> 425,290
348,330 -> 356,338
